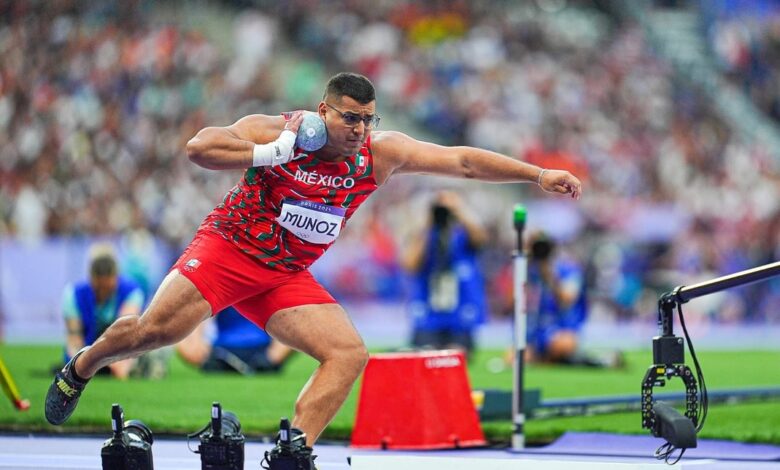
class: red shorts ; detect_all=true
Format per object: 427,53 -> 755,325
172,230 -> 337,329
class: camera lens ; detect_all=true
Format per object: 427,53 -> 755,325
221,411 -> 241,435
123,419 -> 154,445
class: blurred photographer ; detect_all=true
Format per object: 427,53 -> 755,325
526,232 -> 621,367
402,191 -> 489,357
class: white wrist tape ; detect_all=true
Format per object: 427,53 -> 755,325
252,130 -> 297,167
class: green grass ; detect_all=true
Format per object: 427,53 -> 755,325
1,345 -> 779,445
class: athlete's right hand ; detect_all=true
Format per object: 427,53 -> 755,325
283,110 -> 305,134
252,112 -> 305,167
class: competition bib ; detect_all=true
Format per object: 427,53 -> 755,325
277,199 -> 346,245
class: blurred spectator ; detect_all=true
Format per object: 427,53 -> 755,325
177,306 -> 293,374
61,243 -> 144,379
401,191 -> 488,357
706,1 -> 780,121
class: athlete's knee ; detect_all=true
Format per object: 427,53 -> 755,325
350,342 -> 369,370
335,341 -> 369,379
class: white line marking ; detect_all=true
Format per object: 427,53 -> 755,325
350,455 -> 680,470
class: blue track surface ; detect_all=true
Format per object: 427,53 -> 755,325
1,432 -> 778,469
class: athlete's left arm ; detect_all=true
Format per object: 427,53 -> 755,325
371,131 -> 581,199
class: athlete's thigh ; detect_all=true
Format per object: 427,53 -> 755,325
138,269 -> 212,342
264,303 -> 364,363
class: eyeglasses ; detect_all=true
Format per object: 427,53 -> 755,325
325,102 -> 380,129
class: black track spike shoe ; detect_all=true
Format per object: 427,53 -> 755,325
45,347 -> 90,425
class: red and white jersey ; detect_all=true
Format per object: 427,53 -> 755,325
198,136 -> 378,272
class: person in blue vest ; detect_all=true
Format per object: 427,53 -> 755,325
525,231 -> 622,367
177,305 -> 293,374
62,246 -> 145,379
402,191 -> 489,358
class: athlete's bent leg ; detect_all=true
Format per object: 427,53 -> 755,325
46,270 -> 212,425
265,303 -> 368,447
75,270 -> 212,378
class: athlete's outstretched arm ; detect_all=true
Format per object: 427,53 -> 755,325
186,113 -> 303,170
371,131 -> 581,199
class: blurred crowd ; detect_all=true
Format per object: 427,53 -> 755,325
707,0 -> 780,122
2,0 -> 780,325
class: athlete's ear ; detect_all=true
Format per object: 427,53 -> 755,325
317,101 -> 327,119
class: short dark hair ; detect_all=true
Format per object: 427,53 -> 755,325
90,254 -> 117,277
324,72 -> 376,104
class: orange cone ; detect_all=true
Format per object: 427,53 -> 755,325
351,350 -> 486,450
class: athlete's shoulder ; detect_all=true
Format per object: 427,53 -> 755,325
364,131 -> 401,184
370,130 -> 413,146
369,130 -> 418,160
